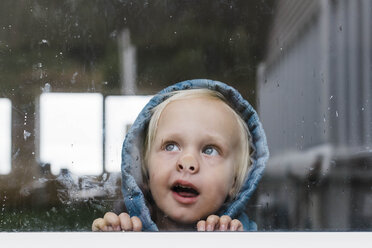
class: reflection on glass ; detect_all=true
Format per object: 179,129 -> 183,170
39,93 -> 103,175
0,98 -> 11,175
105,95 -> 152,172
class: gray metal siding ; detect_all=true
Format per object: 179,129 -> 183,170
258,0 -> 372,156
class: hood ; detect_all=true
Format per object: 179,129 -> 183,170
121,79 -> 269,231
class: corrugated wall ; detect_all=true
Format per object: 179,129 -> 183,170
258,0 -> 372,157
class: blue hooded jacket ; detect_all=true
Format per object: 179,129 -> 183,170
120,79 -> 269,231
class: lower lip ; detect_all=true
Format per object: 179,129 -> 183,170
172,191 -> 199,204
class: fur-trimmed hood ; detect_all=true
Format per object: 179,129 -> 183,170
121,79 -> 269,231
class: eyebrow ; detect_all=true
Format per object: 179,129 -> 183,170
158,132 -> 230,151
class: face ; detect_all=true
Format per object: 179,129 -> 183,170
147,97 -> 242,224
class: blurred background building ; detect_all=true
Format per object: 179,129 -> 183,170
254,0 -> 372,230
0,0 -> 371,231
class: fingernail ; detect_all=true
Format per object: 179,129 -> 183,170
231,225 -> 237,231
198,226 -> 205,231
220,224 -> 226,231
207,224 -> 213,231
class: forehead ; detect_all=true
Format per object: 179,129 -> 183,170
156,97 -> 241,142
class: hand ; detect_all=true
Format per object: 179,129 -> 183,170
92,212 -> 142,231
196,215 -> 243,231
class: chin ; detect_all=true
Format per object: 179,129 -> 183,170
169,212 -> 201,224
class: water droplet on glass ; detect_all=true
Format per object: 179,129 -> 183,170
41,83 -> 51,93
362,107 -> 364,111
40,39 -> 49,45
102,173 -> 108,181
71,72 -> 78,84
336,111 -> 339,117
23,130 -> 31,140
339,25 -> 342,31
330,95 -> 333,100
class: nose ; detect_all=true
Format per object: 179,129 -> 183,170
177,153 -> 199,174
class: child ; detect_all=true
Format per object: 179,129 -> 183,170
92,79 -> 269,231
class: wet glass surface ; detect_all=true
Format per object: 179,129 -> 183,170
0,0 -> 371,231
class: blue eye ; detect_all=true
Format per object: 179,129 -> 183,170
203,146 -> 219,156
165,143 -> 180,152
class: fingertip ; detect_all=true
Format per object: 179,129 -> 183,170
206,215 -> 219,231
131,216 -> 142,231
219,215 -> 231,231
92,218 -> 104,232
197,221 -> 206,231
230,219 -> 243,231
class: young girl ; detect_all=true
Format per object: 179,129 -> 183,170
92,79 -> 269,231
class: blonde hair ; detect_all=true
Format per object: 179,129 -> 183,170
144,89 -> 251,199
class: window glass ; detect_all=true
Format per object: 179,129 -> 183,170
39,93 -> 103,175
0,98 -> 11,175
0,0 -> 371,232
105,95 -> 152,172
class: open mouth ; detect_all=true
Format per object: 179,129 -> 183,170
171,183 -> 199,198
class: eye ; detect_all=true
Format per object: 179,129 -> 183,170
164,143 -> 180,152
202,146 -> 219,156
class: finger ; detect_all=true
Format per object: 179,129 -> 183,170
103,212 -> 121,231
196,220 -> 206,231
131,216 -> 142,231
206,215 -> 219,231
118,213 -> 132,231
229,219 -> 244,231
219,215 -> 232,231
92,218 -> 104,231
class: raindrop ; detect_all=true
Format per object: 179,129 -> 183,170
339,25 -> 342,31
102,173 -> 108,181
174,31 -> 177,34
71,72 -> 78,84
23,130 -> 31,140
39,39 -> 49,45
362,107 -> 364,111
330,95 -> 333,100
41,83 -> 51,93
336,111 -> 339,117
280,47 -> 283,51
